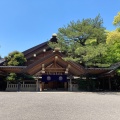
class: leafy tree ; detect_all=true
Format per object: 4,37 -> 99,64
6,73 -> 34,82
75,43 -> 108,67
49,37 -> 108,67
105,42 -> 120,64
6,73 -> 17,81
49,15 -> 108,67
104,12 -> 120,64
104,12 -> 120,63
4,51 -> 26,66
106,29 -> 120,44
58,14 -> 106,46
113,12 -> 120,27
4,51 -> 27,81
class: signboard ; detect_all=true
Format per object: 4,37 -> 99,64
42,75 -> 67,82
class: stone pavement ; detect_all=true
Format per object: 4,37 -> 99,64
0,92 -> 120,120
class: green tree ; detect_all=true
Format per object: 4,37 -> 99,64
103,12 -> 120,65
58,14 -> 106,46
113,12 -> 120,27
6,73 -> 17,81
105,42 -> 120,64
49,15 -> 107,67
5,51 -> 27,81
106,29 -> 120,44
4,51 -> 26,66
106,12 -> 120,63
75,42 -> 108,67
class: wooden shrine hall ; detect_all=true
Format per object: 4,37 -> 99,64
0,34 -> 120,91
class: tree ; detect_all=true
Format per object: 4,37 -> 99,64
75,43 -> 108,67
58,14 -> 106,46
4,51 -> 27,81
6,73 -> 34,82
105,28 -> 120,64
113,12 -> 120,27
4,51 -> 27,66
49,15 -> 108,67
105,42 -> 120,64
103,12 -> 120,65
106,29 -> 120,44
6,73 -> 17,81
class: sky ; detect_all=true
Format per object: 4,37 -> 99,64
0,0 -> 119,57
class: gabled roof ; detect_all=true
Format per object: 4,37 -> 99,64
22,35 -> 58,60
23,52 -> 67,75
1,36 -> 119,77
0,58 -> 5,65
23,41 -> 48,56
0,51 -> 116,77
23,51 -> 86,76
23,41 -> 50,59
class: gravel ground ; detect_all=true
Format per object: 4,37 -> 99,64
0,92 -> 120,120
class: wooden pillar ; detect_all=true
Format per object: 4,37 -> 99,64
87,76 -> 90,91
109,77 -> 111,91
42,82 -> 44,91
64,82 -> 67,90
115,79 -> 117,91
7,81 -> 9,88
102,79 -> 105,91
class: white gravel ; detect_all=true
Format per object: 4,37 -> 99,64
0,92 -> 120,120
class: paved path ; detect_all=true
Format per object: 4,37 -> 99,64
0,92 -> 120,120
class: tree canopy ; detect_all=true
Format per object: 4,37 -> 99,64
4,51 -> 27,81
104,13 -> 120,64
113,12 -> 120,27
4,51 -> 26,66
106,29 -> 120,44
49,14 -> 108,67
58,14 -> 106,46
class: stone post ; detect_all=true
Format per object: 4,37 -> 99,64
36,79 -> 39,91
70,78 -> 72,91
39,82 -> 45,91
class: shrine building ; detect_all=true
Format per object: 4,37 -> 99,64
0,34 -> 120,92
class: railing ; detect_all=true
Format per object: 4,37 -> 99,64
6,84 -> 36,91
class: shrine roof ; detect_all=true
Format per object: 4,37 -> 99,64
0,58 -> 5,65
0,66 -> 27,73
0,66 -> 27,68
23,41 -> 48,56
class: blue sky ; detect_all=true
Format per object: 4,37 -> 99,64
0,0 -> 119,57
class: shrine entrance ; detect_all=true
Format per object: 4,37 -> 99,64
44,81 -> 67,91
40,75 -> 68,91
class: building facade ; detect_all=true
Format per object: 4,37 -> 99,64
0,34 -> 120,91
